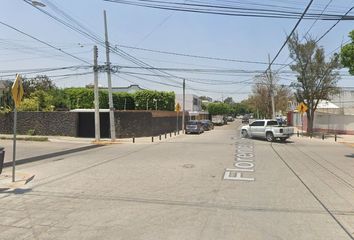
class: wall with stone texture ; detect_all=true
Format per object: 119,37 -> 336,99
0,112 -> 79,136
0,111 -> 187,138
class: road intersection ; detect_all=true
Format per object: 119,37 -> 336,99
0,121 -> 353,239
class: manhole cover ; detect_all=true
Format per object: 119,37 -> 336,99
182,164 -> 195,168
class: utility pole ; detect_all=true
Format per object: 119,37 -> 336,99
268,54 -> 276,119
93,45 -> 100,142
104,10 -> 116,141
182,79 -> 185,134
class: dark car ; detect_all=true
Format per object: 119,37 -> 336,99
200,120 -> 214,131
227,116 -> 234,122
242,114 -> 250,124
186,121 -> 204,134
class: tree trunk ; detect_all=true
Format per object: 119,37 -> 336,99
306,110 -> 314,134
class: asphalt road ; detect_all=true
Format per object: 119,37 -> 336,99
0,121 -> 353,239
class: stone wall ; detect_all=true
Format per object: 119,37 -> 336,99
0,112 -> 79,136
115,111 -> 184,138
115,111 -> 152,138
0,111 -> 187,138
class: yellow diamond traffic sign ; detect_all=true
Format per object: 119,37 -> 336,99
296,102 -> 308,114
175,103 -> 181,112
11,74 -> 24,108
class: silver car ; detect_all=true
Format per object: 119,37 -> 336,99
186,121 -> 204,134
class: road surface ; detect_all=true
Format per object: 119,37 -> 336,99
0,121 -> 353,239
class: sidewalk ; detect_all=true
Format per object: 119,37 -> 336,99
0,132 -> 184,167
292,128 -> 354,146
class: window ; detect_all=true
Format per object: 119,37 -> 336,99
267,121 -> 278,126
251,121 -> 265,126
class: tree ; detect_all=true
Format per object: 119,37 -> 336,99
207,102 -> 231,115
18,90 -> 54,112
134,90 -> 175,111
199,96 -> 212,101
22,75 -> 57,98
288,33 -> 340,133
223,97 -> 234,105
246,72 -> 292,118
0,80 -> 13,108
340,30 -> 354,75
51,89 -> 70,111
232,101 -> 252,116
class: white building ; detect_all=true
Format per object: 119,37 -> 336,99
330,87 -> 354,115
98,84 -> 144,94
175,94 -> 202,112
175,94 -> 209,120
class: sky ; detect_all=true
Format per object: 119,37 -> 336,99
1,0 -> 354,102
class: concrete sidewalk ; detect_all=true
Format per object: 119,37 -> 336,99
292,128 -> 354,146
0,132 -> 184,167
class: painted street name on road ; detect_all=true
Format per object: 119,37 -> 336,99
223,139 -> 255,181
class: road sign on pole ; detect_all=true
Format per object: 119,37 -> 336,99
11,74 -> 24,182
296,102 -> 308,114
11,74 -> 24,108
175,103 -> 181,112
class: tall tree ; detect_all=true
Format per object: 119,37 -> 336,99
340,30 -> 354,75
248,73 -> 292,118
223,97 -> 234,105
22,75 -> 57,98
207,102 -> 231,115
288,33 -> 340,133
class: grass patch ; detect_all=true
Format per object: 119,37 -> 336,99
0,136 -> 48,142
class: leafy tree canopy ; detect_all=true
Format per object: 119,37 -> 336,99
207,102 -> 231,115
340,30 -> 354,75
22,75 -> 57,98
288,33 -> 340,132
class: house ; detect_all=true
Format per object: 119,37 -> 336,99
330,87 -> 354,115
175,94 -> 202,112
100,84 -> 144,94
289,98 -> 353,134
175,94 -> 208,120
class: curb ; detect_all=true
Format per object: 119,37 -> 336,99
3,144 -> 104,168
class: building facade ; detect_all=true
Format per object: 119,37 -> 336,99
100,84 -> 145,94
175,94 -> 202,112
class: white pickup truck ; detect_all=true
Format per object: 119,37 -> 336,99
241,119 -> 294,142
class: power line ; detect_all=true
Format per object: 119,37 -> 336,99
275,4 -> 354,73
316,6 -> 354,43
0,65 -> 90,77
304,0 -> 334,38
116,44 -> 287,66
0,20 -> 91,65
267,0 -> 314,70
276,0 -> 333,70
24,0 -> 186,88
103,0 -> 354,20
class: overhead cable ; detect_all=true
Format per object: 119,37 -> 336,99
0,20 -> 91,65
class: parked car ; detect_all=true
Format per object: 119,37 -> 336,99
242,115 -> 249,124
241,119 -> 294,142
212,115 -> 224,126
186,121 -> 204,134
227,116 -> 234,122
200,120 -> 214,131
